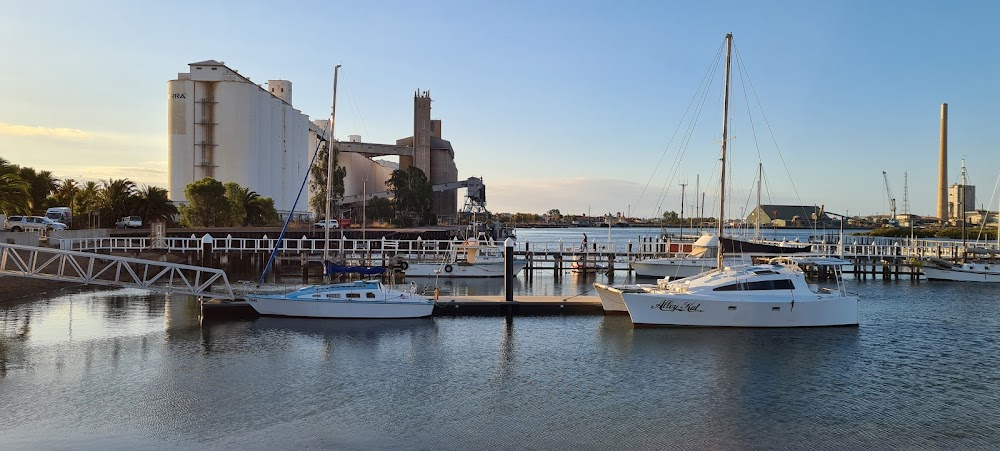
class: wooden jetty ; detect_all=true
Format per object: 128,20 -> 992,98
202,295 -> 603,319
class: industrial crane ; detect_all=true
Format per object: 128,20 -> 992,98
882,171 -> 899,227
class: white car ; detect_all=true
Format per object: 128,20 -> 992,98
3,215 -> 68,232
314,219 -> 340,229
115,216 -> 143,229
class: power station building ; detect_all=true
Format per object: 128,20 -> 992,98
167,60 -> 312,217
168,61 -> 460,221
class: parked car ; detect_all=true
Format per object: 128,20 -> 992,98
115,216 -> 143,229
2,215 -> 68,232
314,219 -> 340,229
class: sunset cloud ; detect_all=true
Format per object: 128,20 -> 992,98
0,122 -> 92,140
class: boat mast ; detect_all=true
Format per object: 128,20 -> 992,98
717,33 -> 733,271
960,158 -> 967,255
324,64 -> 341,282
755,162 -> 762,240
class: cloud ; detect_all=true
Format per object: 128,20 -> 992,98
0,122 -> 92,140
51,163 -> 169,187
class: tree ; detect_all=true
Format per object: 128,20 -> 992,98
0,173 -> 30,215
365,196 -> 394,223
17,167 -> 58,212
50,178 -> 79,209
309,142 -> 347,219
136,185 -> 178,224
180,178 -> 228,227
74,181 -> 101,228
224,182 -> 249,227
247,196 -> 279,226
98,178 -> 138,227
387,166 -> 434,227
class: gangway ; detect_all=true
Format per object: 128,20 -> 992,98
0,243 -> 235,300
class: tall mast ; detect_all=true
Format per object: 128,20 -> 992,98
323,64 -> 341,281
755,162 -> 762,239
717,33 -> 733,271
961,158 -> 967,250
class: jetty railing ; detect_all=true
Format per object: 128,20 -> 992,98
57,234 -> 999,269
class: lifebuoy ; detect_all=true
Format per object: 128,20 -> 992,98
399,261 -> 409,270
444,264 -> 453,273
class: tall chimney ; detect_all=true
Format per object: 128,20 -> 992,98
937,103 -> 948,223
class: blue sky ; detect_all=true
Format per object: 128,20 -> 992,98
1,0 -> 997,219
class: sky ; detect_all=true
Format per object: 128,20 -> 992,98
1,0 -> 998,219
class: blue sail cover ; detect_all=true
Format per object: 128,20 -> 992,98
325,261 -> 387,276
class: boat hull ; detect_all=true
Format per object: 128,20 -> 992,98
246,296 -> 434,318
621,292 -> 859,327
403,260 -> 527,278
593,283 -> 629,313
921,265 -> 1000,283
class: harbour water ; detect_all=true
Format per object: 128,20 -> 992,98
3,228 -> 1000,449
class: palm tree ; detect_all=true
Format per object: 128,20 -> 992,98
18,167 -> 58,212
0,173 -> 30,215
99,178 -> 137,227
74,181 -> 101,228
52,178 -> 80,208
136,185 -> 178,224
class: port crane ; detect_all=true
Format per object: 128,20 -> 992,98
882,171 -> 899,227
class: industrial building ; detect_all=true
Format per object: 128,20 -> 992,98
167,60 -> 311,218
333,90 -> 460,220
168,60 -> 461,221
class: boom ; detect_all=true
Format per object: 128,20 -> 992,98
882,171 -> 898,226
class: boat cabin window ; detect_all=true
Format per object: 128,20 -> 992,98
366,292 -> 376,298
326,294 -> 341,298
346,293 -> 361,299
713,279 -> 795,291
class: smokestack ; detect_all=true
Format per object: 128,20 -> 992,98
937,103 -> 948,223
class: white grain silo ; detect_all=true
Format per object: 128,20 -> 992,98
167,60 -> 311,219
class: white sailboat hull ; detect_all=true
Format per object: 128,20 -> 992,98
246,296 -> 434,318
622,292 -> 859,327
921,265 -> 1000,283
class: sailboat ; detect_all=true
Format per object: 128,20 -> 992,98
244,65 -> 434,318
920,168 -> 1000,282
620,34 -> 859,327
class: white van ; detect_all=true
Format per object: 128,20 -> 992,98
45,207 -> 72,229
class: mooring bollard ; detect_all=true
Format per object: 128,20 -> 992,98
504,237 -> 515,303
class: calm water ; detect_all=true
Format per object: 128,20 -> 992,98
3,268 -> 1000,450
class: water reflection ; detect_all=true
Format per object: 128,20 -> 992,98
4,277 -> 1000,448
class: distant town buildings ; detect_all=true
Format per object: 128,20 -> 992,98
746,205 -> 834,228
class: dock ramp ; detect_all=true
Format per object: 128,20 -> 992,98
0,243 -> 234,300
